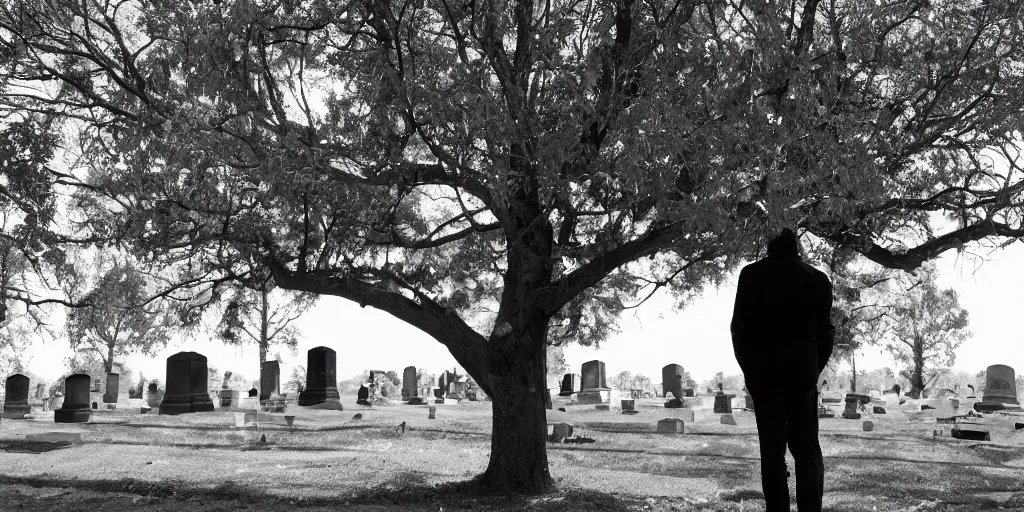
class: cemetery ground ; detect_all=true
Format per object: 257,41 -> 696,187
1,399 -> 1024,511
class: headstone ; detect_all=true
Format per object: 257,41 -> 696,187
595,404 -> 610,411
297,346 -> 342,407
621,399 -> 638,415
577,360 -> 610,404
34,383 -> 46,400
158,351 -> 216,415
559,373 -> 581,396
982,364 -> 1018,405
863,420 -> 874,432
872,406 -> 886,414
91,377 -> 101,392
661,364 -> 685,399
219,389 -> 239,407
2,374 -> 30,419
435,373 -> 448,400
549,423 -> 573,443
102,373 -> 120,403
54,374 -> 92,423
842,393 -> 865,419
713,393 -> 734,414
428,406 -> 436,419
402,366 -> 417,400
657,418 -> 685,433
260,361 -> 281,401
720,413 -> 737,425
580,360 -> 608,390
248,387 -> 258,398
664,398 -> 683,408
357,385 -> 370,406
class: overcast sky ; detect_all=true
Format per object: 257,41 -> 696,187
19,238 -> 1023,389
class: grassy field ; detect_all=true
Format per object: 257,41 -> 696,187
1,396 -> 1023,511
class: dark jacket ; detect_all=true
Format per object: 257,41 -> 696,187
730,254 -> 835,389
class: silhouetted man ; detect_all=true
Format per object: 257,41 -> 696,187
731,228 -> 835,512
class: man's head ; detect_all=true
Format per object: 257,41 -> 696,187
766,227 -> 799,258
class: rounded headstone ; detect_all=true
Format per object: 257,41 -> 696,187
55,374 -> 92,423
581,360 -> 608,390
982,365 -> 1018,404
661,364 -> 685,399
2,374 -> 30,419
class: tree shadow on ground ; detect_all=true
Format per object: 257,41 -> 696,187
0,473 -> 647,511
0,441 -> 73,454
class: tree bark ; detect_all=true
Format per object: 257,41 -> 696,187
105,342 -> 115,373
476,316 -> 553,493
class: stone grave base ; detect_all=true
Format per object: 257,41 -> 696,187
301,400 -> 344,411
622,410 -> 639,415
26,431 -> 86,443
54,409 -> 91,423
406,397 -> 427,405
595,404 -> 610,411
575,389 -> 611,405
657,418 -> 685,433
297,387 -> 342,407
1,406 -> 30,420
952,427 -> 990,441
664,398 -> 683,408
818,413 -> 835,418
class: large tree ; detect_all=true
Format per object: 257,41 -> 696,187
2,0 -> 1024,492
66,262 -> 173,373
882,263 -> 971,399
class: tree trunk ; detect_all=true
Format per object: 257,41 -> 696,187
911,348 -> 926,399
474,184 -> 555,493
259,286 -> 270,364
476,318 -> 553,493
105,343 -> 115,373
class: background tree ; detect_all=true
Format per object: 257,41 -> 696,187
883,264 -> 971,399
211,275 -> 315,370
287,365 -> 307,394
611,371 -> 633,391
3,0 -> 1024,493
66,262 -> 173,374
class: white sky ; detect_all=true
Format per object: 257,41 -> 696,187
18,239 -> 1023,387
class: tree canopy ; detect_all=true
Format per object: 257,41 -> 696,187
882,262 -> 971,398
66,261 -> 173,372
1,0 -> 1022,492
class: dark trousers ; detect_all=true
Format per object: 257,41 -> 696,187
747,384 -> 824,512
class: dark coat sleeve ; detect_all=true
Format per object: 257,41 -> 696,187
815,271 -> 836,374
730,266 -> 753,374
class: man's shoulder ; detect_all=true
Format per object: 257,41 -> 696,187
796,260 -> 832,284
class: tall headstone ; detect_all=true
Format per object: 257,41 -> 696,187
2,374 -> 30,419
402,366 -> 417,400
35,383 -> 46,400
559,374 -> 581,396
662,364 -> 685,399
577,360 -> 610,404
982,364 -> 1018,404
260,361 -> 281,401
297,346 -> 341,407
158,351 -> 215,415
581,360 -> 608,390
103,373 -> 120,404
54,374 -> 92,423
435,372 -> 449,400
